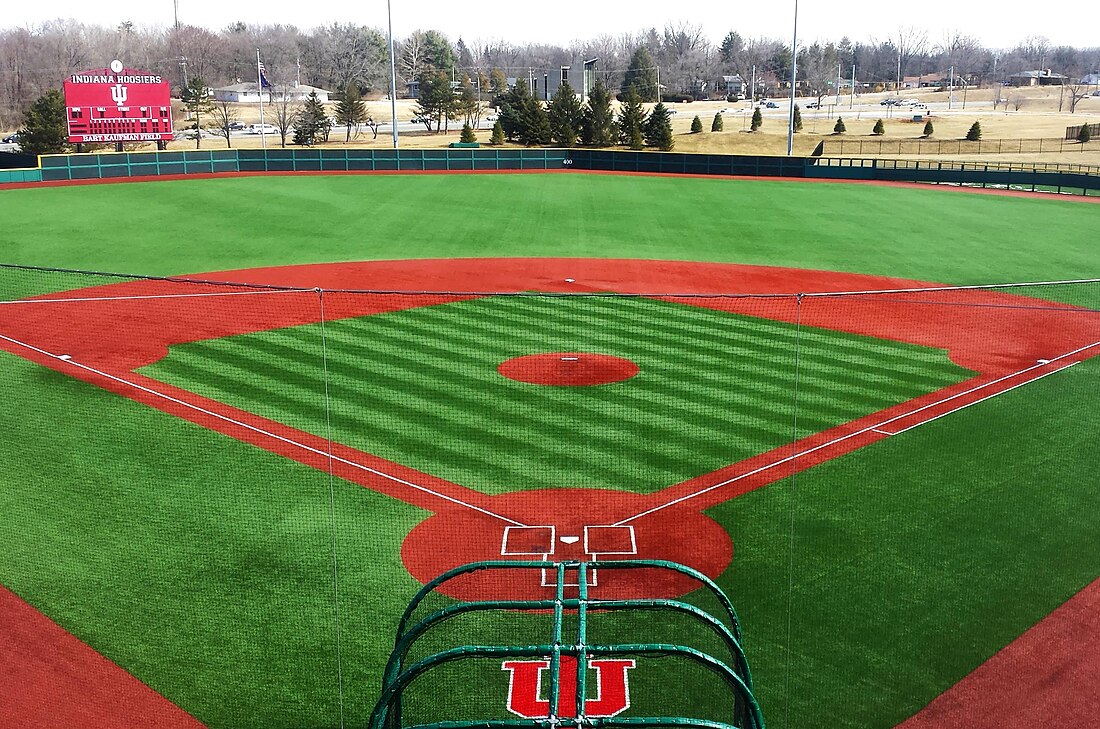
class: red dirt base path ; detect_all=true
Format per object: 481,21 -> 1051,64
898,575 -> 1100,728
0,586 -> 204,729
497,352 -> 640,386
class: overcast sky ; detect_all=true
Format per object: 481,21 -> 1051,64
2,0 -> 1095,51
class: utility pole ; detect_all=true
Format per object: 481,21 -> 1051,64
836,63 -> 842,106
850,64 -> 855,109
787,0 -> 798,156
896,52 -> 901,95
948,65 -> 954,109
386,0 -> 398,149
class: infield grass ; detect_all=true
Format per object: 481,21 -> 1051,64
140,295 -> 971,494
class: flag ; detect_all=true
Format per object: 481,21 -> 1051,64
258,60 -> 273,89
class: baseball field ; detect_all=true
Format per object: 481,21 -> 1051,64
1,171 -> 1098,729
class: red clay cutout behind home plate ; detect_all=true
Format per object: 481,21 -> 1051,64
498,352 -> 640,386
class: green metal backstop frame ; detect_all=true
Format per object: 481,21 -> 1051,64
371,560 -> 765,729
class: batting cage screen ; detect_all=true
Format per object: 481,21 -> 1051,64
1,262 -> 1098,729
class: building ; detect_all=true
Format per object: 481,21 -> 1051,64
1007,70 -> 1068,87
719,75 -> 746,98
212,82 -> 331,103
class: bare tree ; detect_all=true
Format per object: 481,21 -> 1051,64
208,99 -> 240,147
269,85 -> 300,147
1067,81 -> 1089,113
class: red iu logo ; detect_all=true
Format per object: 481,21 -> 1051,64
502,656 -> 636,718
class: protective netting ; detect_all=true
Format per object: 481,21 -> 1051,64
2,263 -> 1099,729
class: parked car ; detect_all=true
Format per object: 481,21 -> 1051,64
228,121 -> 246,130
764,101 -> 779,108
246,124 -> 278,134
804,101 -> 820,109
2,133 -> 21,144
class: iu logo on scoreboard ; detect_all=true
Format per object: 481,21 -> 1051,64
502,656 -> 636,718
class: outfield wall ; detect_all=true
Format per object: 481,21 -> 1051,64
0,147 -> 1097,194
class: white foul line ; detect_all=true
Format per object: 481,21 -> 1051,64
613,340 -> 1100,526
0,289 -> 309,305
876,362 -> 1079,436
0,332 -> 525,527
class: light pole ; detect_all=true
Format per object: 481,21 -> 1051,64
387,0 -> 398,148
787,0 -> 798,156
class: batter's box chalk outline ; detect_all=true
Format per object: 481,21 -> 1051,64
501,525 -> 556,556
585,525 -> 638,557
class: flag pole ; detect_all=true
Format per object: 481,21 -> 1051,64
257,49 -> 267,149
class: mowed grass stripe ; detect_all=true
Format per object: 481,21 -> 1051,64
471,295 -> 962,392
145,344 -> 547,484
143,295 -> 969,494
238,326 -> 738,486
328,309 -> 799,441
453,296 -> 961,413
157,327 -> 703,489
189,334 -> 682,487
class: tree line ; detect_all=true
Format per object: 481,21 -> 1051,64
2,18 -> 1098,129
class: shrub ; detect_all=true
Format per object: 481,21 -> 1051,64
750,106 -> 762,131
833,116 -> 846,134
711,112 -> 723,132
923,120 -> 934,137
489,120 -> 505,145
460,123 -> 477,143
872,119 -> 885,135
690,115 -> 703,133
966,121 -> 982,141
1078,124 -> 1092,143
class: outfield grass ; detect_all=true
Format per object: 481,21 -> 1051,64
140,295 -> 970,494
1,174 -> 1098,729
0,174 -> 1097,291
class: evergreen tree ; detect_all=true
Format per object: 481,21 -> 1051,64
489,68 -> 508,95
335,83 -> 368,142
793,104 -> 803,131
750,106 -> 762,131
459,123 -> 477,143
833,116 -> 846,134
497,78 -> 531,142
519,93 -> 551,146
581,82 -> 616,147
872,119 -> 885,135
490,120 -> 505,145
414,70 -> 456,132
180,77 -> 214,149
456,78 -> 481,127
547,82 -> 583,147
645,102 -> 674,150
622,47 -> 659,102
617,88 -> 648,148
18,89 -> 69,155
718,31 -> 744,64
711,112 -> 723,132
923,119 -> 934,137
690,115 -> 703,133
1079,123 -> 1092,143
966,121 -> 982,141
293,90 -> 332,146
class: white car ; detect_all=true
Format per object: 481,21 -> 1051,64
246,124 -> 278,134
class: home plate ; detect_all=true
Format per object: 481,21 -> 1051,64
560,535 -> 580,544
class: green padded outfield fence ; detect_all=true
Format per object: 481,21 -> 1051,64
0,147 -> 1097,193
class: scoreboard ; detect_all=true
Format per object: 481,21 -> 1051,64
64,60 -> 174,144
